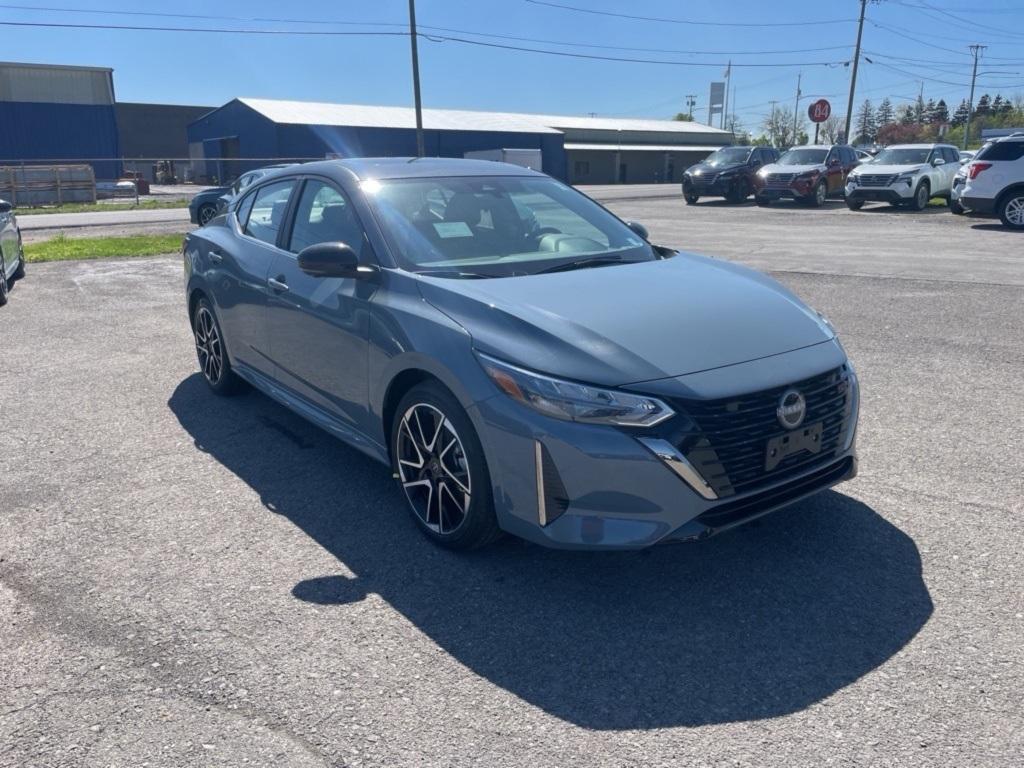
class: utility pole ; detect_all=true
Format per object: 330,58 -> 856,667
685,94 -> 697,121
408,0 -> 425,158
768,100 -> 778,147
792,72 -> 802,146
964,44 -> 986,150
844,0 -> 868,145
722,61 -> 732,130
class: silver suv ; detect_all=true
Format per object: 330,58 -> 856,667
845,143 -> 960,211
954,134 -> 1024,229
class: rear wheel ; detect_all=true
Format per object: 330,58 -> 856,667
192,298 -> 244,395
0,255 -> 8,307
392,382 -> 501,550
998,191 -> 1024,230
949,198 -> 965,215
846,199 -> 864,211
910,180 -> 930,211
197,203 -> 218,226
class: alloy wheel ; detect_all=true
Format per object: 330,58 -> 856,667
0,256 -> 8,305
917,184 -> 928,209
194,306 -> 223,385
396,403 -> 472,535
1005,196 -> 1024,227
199,205 -> 216,226
816,182 -> 826,206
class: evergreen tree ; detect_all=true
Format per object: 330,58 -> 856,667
854,99 -> 877,142
875,97 -> 895,126
932,99 -> 950,125
912,95 -> 926,124
951,99 -> 970,127
897,104 -> 916,125
991,95 -> 1004,115
924,98 -> 937,123
974,94 -> 991,117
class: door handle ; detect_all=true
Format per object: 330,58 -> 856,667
268,276 -> 289,292
208,250 -> 223,264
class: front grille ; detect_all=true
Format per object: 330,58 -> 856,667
765,172 -> 796,187
663,366 -> 854,498
857,173 -> 898,187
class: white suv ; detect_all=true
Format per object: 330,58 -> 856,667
845,143 -> 961,211
954,134 -> 1024,230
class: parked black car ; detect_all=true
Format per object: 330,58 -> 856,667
189,164 -> 298,226
682,146 -> 780,204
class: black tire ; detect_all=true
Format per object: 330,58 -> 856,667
755,196 -> 771,207
192,297 -> 244,396
391,381 -> 501,550
684,190 -> 699,205
949,198 -> 965,216
0,255 -> 8,307
910,180 -> 930,211
12,241 -> 25,279
997,190 -> 1024,230
846,199 -> 865,211
807,180 -> 827,208
197,203 -> 218,226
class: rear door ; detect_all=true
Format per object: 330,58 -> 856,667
0,206 -> 17,277
265,177 -> 377,432
214,178 -> 297,377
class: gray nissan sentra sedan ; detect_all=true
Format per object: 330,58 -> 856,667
183,158 -> 859,550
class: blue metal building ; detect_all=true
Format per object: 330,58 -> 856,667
0,62 -> 121,179
187,98 -> 568,183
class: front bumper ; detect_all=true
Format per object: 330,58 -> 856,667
683,176 -> 738,197
471,341 -> 859,550
845,178 -> 916,202
754,180 -> 817,200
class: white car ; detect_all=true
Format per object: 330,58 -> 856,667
954,134 -> 1024,229
844,143 -> 961,211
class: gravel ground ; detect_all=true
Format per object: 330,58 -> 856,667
1,199 -> 1022,767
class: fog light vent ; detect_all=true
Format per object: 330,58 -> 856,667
535,441 -> 570,527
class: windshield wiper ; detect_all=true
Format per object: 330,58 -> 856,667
535,256 -> 643,275
417,269 -> 497,279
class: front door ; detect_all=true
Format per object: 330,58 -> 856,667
266,178 -> 376,432
0,207 -> 17,277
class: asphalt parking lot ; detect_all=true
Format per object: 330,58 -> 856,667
2,196 -> 1022,767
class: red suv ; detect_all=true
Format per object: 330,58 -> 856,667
753,145 -> 859,207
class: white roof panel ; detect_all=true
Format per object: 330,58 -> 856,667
237,97 -> 731,137
564,143 -> 726,152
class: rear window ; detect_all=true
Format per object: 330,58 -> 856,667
975,141 -> 1024,162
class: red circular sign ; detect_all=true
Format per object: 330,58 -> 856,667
808,99 -> 832,123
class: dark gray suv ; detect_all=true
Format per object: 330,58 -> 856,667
183,158 -> 859,550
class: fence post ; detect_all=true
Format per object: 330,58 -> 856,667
56,167 -> 62,205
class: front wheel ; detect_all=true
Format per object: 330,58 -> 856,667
998,191 -> 1024,230
192,298 -> 244,395
808,180 -> 827,208
910,181 -> 930,211
846,199 -> 865,211
12,242 -> 25,279
683,190 -> 699,205
392,382 -> 501,550
197,203 -> 218,226
755,196 -> 771,207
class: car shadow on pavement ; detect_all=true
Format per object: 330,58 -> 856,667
169,374 -> 933,731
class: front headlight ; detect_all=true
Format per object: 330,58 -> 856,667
796,170 -> 819,180
757,168 -> 769,177
897,172 -> 917,185
847,175 -> 858,186
478,354 -> 674,428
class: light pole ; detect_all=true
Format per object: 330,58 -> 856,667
408,0 -> 425,158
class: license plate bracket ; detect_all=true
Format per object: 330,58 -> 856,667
765,422 -> 823,471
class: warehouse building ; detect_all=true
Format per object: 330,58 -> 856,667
187,98 -> 732,185
0,61 -> 121,178
116,102 -> 214,181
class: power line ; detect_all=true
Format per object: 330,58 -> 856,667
0,19 -> 409,36
524,0 -> 858,27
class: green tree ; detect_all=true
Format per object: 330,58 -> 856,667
932,99 -> 950,125
875,97 -> 895,126
673,112 -> 694,122
854,99 -> 877,143
974,94 -> 991,118
951,99 -> 970,127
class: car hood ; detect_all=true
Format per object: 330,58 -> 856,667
687,162 -> 743,176
415,254 -> 833,387
852,163 -> 928,176
192,187 -> 230,203
759,163 -> 824,176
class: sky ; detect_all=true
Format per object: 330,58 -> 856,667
1,0 -> 1022,133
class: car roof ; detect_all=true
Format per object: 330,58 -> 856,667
269,157 -> 549,182
884,143 -> 954,149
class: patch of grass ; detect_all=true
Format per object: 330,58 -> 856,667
25,232 -> 186,263
18,199 -> 189,215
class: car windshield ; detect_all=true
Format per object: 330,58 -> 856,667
704,147 -> 751,166
872,148 -> 930,165
363,175 -> 655,278
777,148 -> 829,165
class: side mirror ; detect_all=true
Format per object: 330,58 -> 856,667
0,199 -> 12,214
932,158 -> 946,166
297,242 -> 370,279
828,157 -> 841,167
626,221 -> 649,240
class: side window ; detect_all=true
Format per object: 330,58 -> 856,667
975,141 -> 1024,162
287,180 -> 366,256
244,180 -> 295,246
235,189 -> 257,228
945,147 -> 960,163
